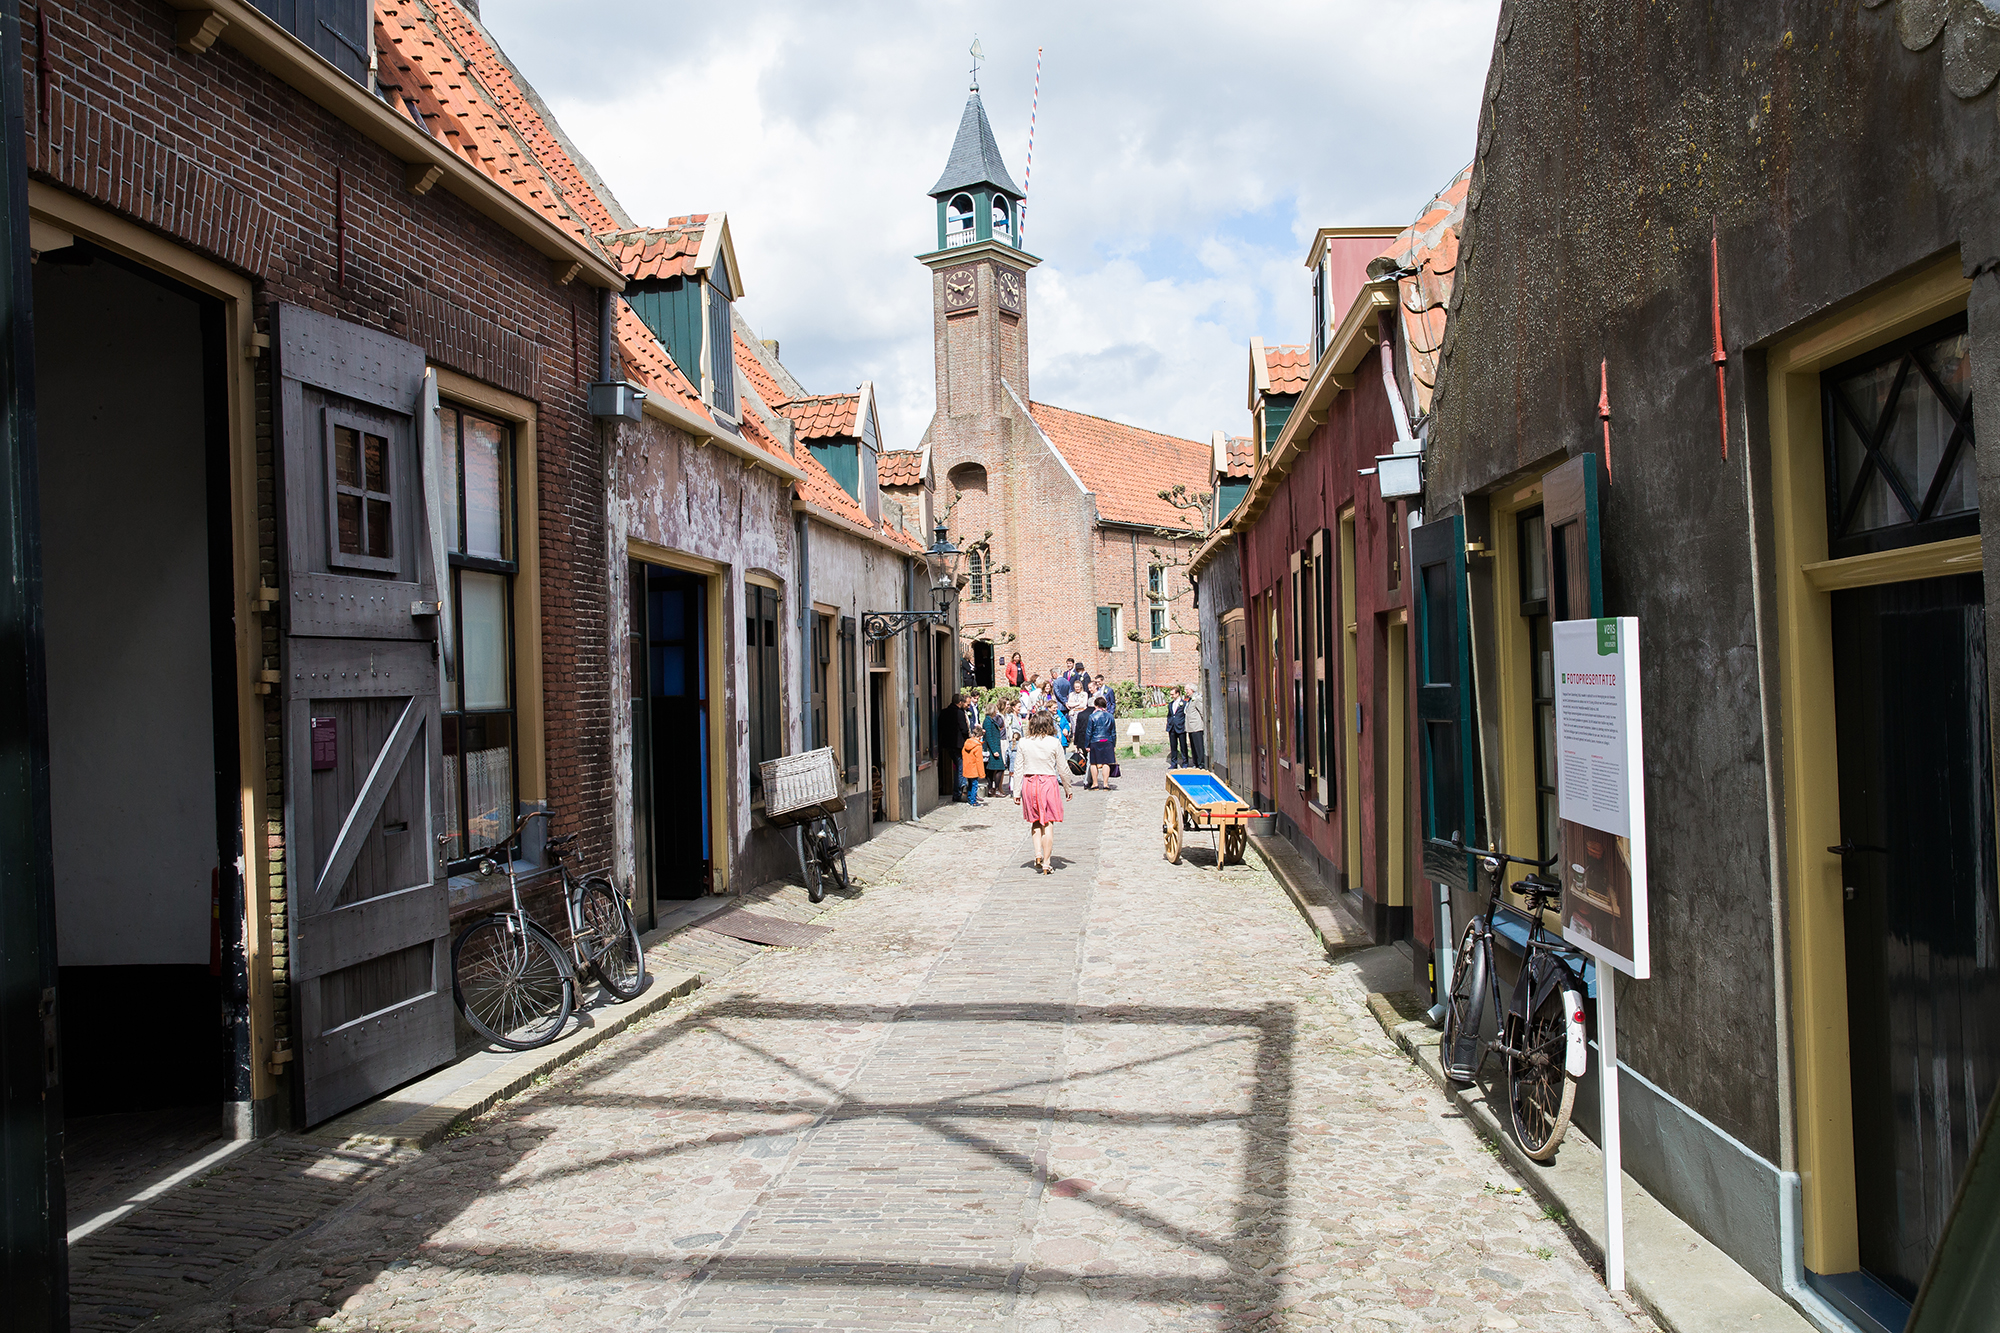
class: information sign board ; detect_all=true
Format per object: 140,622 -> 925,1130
1552,616 -> 1650,978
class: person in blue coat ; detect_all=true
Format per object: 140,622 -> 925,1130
1084,694 -> 1118,791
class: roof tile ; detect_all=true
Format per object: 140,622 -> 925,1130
779,393 -> 860,441
879,450 -> 926,487
1377,162 -> 1472,416
1264,344 -> 1310,396
1027,403 -> 1211,531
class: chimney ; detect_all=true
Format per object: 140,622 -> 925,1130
762,338 -> 780,360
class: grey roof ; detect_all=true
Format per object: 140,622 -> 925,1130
929,91 -> 1023,199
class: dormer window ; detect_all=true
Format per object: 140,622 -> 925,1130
991,197 -> 1012,243
947,194 -> 976,248
706,263 -> 736,419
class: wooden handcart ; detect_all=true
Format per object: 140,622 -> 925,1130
1163,769 -> 1257,869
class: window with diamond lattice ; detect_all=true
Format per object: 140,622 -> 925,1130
1823,313 -> 1977,559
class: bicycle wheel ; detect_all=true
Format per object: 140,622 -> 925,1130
1438,926 -> 1487,1085
579,878 -> 647,1001
1508,983 -> 1579,1161
802,826 -> 827,904
452,914 -> 573,1050
821,836 -> 850,895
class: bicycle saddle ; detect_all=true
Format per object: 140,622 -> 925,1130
1515,875 -> 1562,908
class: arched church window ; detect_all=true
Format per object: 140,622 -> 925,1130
948,462 -> 987,494
946,194 -> 975,248
991,197 -> 1011,240
967,548 -> 991,602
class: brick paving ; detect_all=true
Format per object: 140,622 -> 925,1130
131,756 -> 1653,1332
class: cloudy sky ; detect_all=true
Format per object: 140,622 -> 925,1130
481,1 -> 1500,451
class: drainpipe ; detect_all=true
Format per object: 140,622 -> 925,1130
1380,329 -> 1416,449
599,287 -> 614,381
1779,1176 -> 1869,1332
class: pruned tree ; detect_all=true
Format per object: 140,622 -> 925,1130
1122,483 -> 1217,652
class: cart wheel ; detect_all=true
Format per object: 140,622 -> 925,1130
1164,806 -> 1184,865
1224,825 -> 1247,865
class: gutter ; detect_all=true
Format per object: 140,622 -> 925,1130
639,385 -> 807,482
1186,524 -> 1233,580
166,1 -> 624,290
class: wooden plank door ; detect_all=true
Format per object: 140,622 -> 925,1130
272,304 -> 453,1126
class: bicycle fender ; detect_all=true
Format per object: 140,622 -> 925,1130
1563,986 -> 1588,1077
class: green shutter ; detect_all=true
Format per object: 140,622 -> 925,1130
1412,515 -> 1479,887
1097,606 -> 1116,650
1542,452 -> 1604,620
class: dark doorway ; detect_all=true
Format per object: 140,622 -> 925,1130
35,242 -> 239,1135
869,672 -> 887,823
1832,571 -> 2000,1304
641,565 -> 711,900
972,639 -> 994,687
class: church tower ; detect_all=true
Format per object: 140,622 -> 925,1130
921,89 -> 1039,421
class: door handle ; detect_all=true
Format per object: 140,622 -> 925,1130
1828,843 -> 1888,855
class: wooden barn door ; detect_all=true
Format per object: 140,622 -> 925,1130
273,304 -> 453,1125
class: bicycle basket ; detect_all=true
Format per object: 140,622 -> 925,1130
759,747 -> 843,824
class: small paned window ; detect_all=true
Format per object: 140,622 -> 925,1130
968,549 -> 991,602
436,403 -> 518,867
746,585 -> 783,789
1147,564 -> 1164,598
1823,312 -> 1976,558
1150,606 -> 1168,651
328,415 -> 396,571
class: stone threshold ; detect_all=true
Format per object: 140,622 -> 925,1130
1246,830 -> 1378,955
1364,993 -> 1817,1333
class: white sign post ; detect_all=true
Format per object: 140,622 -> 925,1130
1552,617 -> 1649,1293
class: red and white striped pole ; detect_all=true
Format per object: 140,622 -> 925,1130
1021,47 -> 1042,244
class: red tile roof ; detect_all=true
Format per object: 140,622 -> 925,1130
878,450 -> 926,487
734,334 -> 789,408
1027,402 -> 1212,532
597,220 -> 706,282
375,3 -> 618,258
790,442 -> 926,553
1264,345 -> 1310,396
1223,435 -> 1255,480
779,394 -> 860,441
1378,162 -> 1471,416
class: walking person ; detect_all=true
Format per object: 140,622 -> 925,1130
1166,688 -> 1187,767
961,721 -> 986,806
1184,686 -> 1208,770
1085,693 -> 1118,791
1014,711 -> 1073,874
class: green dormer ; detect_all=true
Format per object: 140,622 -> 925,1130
930,91 -> 1024,252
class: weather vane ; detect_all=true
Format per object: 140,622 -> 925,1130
969,37 -> 983,91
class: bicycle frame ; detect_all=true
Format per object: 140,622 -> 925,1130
1444,851 -> 1588,1084
476,810 -> 594,976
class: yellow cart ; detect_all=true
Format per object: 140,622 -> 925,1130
1163,769 -> 1256,868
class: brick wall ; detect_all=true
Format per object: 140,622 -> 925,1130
27,1 -> 615,1114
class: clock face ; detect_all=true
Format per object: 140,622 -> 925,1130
943,267 -> 977,311
996,268 -> 1023,314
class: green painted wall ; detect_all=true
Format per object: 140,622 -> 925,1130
810,440 -> 861,499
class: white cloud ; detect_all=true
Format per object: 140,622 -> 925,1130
480,0 -> 1499,450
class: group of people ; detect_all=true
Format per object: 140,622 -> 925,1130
937,654 -> 1129,874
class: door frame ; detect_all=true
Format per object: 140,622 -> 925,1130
627,540 -> 729,894
26,182 -> 275,1127
1766,254 -> 1979,1274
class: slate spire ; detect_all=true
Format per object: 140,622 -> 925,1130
930,91 -> 1023,200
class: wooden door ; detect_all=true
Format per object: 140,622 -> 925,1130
1833,572 -> 2000,1302
273,304 -> 453,1126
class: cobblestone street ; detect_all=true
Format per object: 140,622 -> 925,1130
146,756 -> 1655,1333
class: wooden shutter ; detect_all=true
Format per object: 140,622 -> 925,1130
252,1 -> 371,84
840,617 -> 859,782
1097,606 -> 1116,650
1542,453 -> 1604,620
1313,528 -> 1333,809
273,304 -> 453,1126
1412,515 -> 1478,886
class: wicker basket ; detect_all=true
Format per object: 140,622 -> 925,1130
759,746 -> 844,826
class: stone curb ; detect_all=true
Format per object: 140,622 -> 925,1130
1364,999 -> 1816,1333
1246,831 -> 1375,955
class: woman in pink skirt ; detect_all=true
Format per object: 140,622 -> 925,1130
1013,710 -> 1073,874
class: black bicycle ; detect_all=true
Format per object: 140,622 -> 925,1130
1439,843 -> 1589,1161
799,812 -> 849,905
450,812 -> 647,1051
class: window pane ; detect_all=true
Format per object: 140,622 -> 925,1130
439,408 -> 461,554
459,712 -> 513,856
334,425 -> 359,488
1519,513 -> 1547,603
463,415 -> 508,560
1920,331 -> 1977,517
365,498 -> 392,558
363,432 -> 387,494
337,493 -> 361,554
459,570 -> 510,710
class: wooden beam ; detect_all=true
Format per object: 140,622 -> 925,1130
175,8 -> 228,54
403,162 -> 443,195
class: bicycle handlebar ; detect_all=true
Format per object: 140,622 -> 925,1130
1448,838 -> 1559,872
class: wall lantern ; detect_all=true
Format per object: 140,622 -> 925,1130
1375,451 -> 1423,500
862,523 -> 963,641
